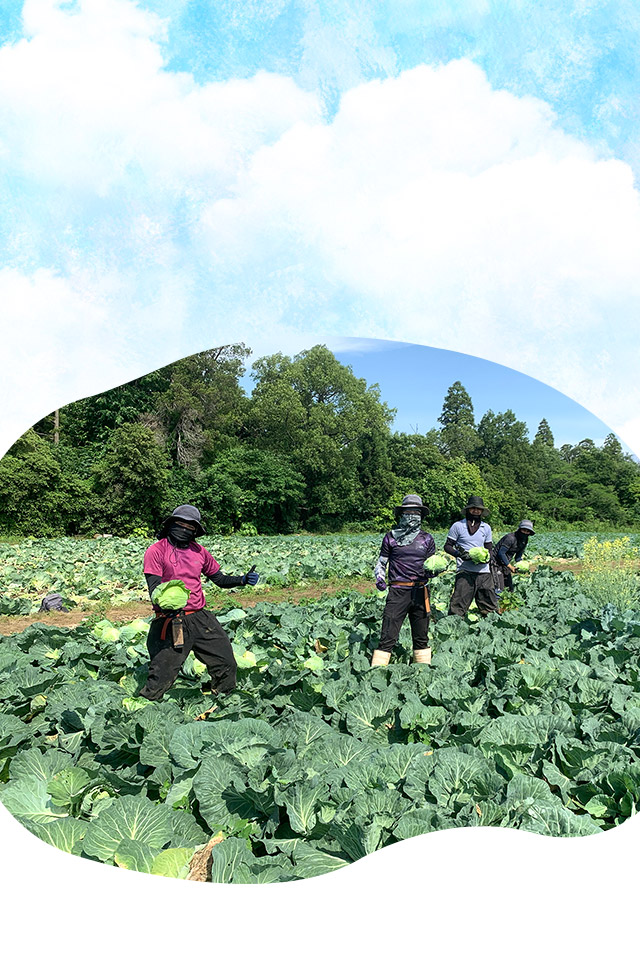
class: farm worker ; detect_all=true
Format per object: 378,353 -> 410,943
444,495 -> 498,617
370,494 -> 439,666
492,519 -> 535,594
139,505 -> 260,702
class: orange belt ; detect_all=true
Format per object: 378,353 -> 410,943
390,580 -> 431,614
155,608 -> 196,642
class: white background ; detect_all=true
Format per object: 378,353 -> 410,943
1,1 -> 639,974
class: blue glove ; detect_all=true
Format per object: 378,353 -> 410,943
376,577 -> 387,591
243,565 -> 260,586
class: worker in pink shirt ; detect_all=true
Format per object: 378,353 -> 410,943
139,505 -> 259,701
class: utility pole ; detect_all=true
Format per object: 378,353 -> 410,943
53,409 -> 59,445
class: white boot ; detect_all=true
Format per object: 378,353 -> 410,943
371,649 -> 391,667
413,647 -> 432,665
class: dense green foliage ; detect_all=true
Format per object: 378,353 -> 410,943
3,344 -> 639,536
3,568 -> 640,882
2,532 -> 638,614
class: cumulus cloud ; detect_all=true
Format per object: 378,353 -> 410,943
2,1 -> 640,455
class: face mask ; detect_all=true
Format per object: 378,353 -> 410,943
168,523 -> 195,546
399,513 -> 421,530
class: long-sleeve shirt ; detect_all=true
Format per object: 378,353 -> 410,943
374,530 -> 436,587
493,532 -> 527,568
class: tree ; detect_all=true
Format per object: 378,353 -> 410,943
148,344 -> 252,469
0,430 -> 90,536
198,447 -> 306,533
91,423 -> 170,533
534,418 -> 555,448
436,382 -> 479,459
248,346 -> 396,528
392,459 -> 498,527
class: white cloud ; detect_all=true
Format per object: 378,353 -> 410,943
2,3 -> 640,455
198,61 -> 640,443
0,0 -> 321,193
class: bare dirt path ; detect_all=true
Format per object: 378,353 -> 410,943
0,577 -> 379,636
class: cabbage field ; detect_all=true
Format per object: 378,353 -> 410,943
1,531 -> 638,615
2,565 -> 640,883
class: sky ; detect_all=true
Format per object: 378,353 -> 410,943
237,336 -> 628,451
1,2 -> 640,457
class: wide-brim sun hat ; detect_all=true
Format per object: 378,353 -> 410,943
462,495 -> 490,519
159,504 -> 205,538
518,519 -> 535,535
394,493 -> 429,520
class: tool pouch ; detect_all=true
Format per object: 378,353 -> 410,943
171,614 -> 185,650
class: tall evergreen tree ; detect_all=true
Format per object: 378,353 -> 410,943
436,381 -> 479,459
534,418 -> 555,447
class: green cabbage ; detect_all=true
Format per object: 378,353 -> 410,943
151,579 -> 190,610
425,554 -> 449,572
514,560 -> 531,572
119,618 -> 151,642
468,547 -> 490,564
92,619 -> 121,642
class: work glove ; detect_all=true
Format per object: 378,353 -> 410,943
375,577 -> 387,591
242,565 -> 260,586
457,549 -> 471,561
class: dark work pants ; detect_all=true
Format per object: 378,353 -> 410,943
378,585 -> 430,653
493,565 -> 514,594
449,571 -> 499,617
139,607 -> 237,701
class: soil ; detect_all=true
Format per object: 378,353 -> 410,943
0,559 -> 627,637
0,576 -> 379,636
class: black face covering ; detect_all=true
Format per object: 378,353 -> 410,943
168,523 -> 196,547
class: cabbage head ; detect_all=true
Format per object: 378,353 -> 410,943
514,560 -> 531,572
468,547 -> 490,564
151,579 -> 190,610
425,554 -> 449,573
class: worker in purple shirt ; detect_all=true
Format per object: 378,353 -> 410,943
370,494 -> 438,666
139,505 -> 259,702
444,495 -> 498,617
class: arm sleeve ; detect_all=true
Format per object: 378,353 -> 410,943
374,535 -> 391,580
207,570 -> 245,589
374,554 -> 389,580
444,537 -> 459,559
145,573 -> 162,601
497,545 -> 511,566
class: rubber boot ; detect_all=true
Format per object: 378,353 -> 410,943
371,649 -> 391,667
413,647 -> 432,665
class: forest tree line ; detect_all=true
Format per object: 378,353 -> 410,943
1,343 -> 639,537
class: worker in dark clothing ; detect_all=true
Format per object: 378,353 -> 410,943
492,519 -> 535,594
371,494 -> 439,666
139,505 -> 259,702
444,495 -> 498,617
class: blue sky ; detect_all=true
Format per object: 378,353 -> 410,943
1,0 -> 640,460
240,338 -> 625,450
